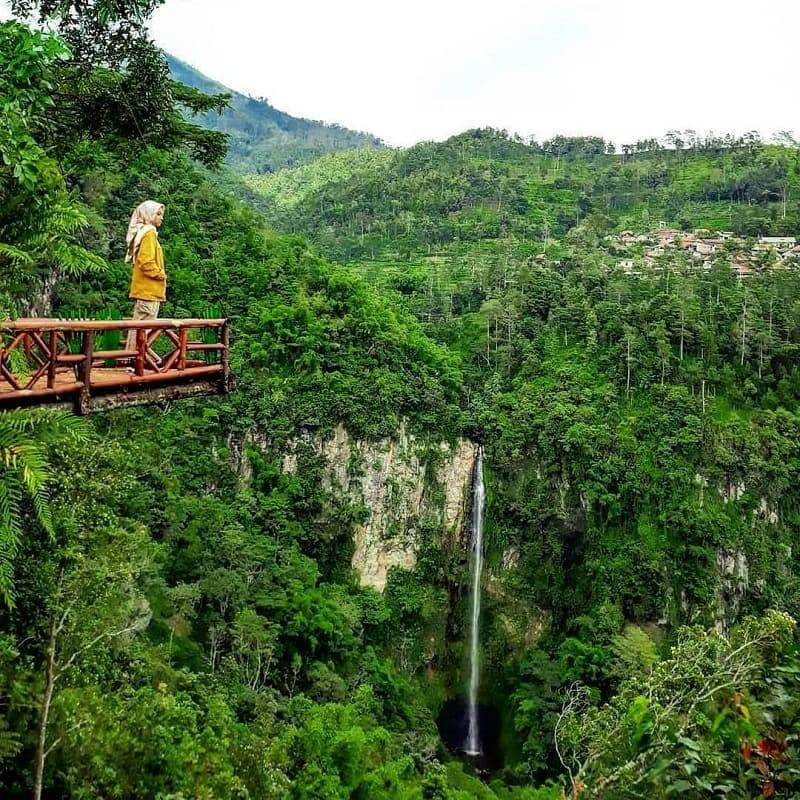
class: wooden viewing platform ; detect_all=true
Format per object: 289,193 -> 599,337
0,317 -> 230,413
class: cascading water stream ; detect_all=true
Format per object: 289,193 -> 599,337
465,446 -> 485,756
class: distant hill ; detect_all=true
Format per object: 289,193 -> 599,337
245,128 -> 800,263
240,128 -> 800,326
167,55 -> 384,173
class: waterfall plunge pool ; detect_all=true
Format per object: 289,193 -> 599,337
436,698 -> 503,774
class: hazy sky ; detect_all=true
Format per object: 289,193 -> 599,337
6,0 -> 800,146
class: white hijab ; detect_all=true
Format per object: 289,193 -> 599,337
126,200 -> 164,262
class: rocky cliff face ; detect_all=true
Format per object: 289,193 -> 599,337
281,422 -> 477,591
716,548 -> 749,634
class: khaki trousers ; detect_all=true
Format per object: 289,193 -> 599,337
126,299 -> 160,352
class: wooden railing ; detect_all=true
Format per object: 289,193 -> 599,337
0,318 -> 229,412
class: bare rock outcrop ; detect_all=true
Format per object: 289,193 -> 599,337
716,548 -> 749,634
280,421 -> 477,591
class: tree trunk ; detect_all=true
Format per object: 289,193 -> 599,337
34,620 -> 57,800
626,338 -> 632,396
740,292 -> 747,366
769,299 -> 774,339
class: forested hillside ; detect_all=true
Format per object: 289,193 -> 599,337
246,128 -> 800,275
168,55 -> 384,174
245,131 -> 800,795
3,3 -> 800,799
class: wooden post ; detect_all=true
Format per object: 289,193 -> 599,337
220,321 -> 230,392
75,331 -> 95,414
47,331 -> 57,389
135,328 -> 146,376
178,328 -> 188,371
80,331 -> 94,387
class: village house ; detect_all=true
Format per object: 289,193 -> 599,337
619,258 -> 640,275
685,259 -> 712,273
695,241 -> 717,256
612,227 -> 798,280
769,258 -> 792,272
731,258 -> 754,278
655,228 -> 680,245
756,236 -> 796,253
783,244 -> 800,260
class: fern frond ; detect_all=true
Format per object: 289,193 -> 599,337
0,408 -> 89,443
52,241 -> 106,275
0,479 -> 23,608
0,409 -> 91,607
47,202 -> 88,233
0,243 -> 34,265
0,726 -> 21,760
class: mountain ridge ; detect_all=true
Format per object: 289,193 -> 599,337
167,54 -> 384,173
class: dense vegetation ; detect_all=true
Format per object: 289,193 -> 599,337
168,56 -> 384,174
245,129 -> 800,295
0,8 -> 522,799
247,129 -> 800,796
3,4 -> 800,799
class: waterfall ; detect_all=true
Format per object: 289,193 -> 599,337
465,446 -> 485,756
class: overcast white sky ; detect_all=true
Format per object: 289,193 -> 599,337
5,0 -> 800,146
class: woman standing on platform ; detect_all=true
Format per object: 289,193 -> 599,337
125,200 -> 166,353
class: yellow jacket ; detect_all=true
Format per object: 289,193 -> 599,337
129,229 -> 166,301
